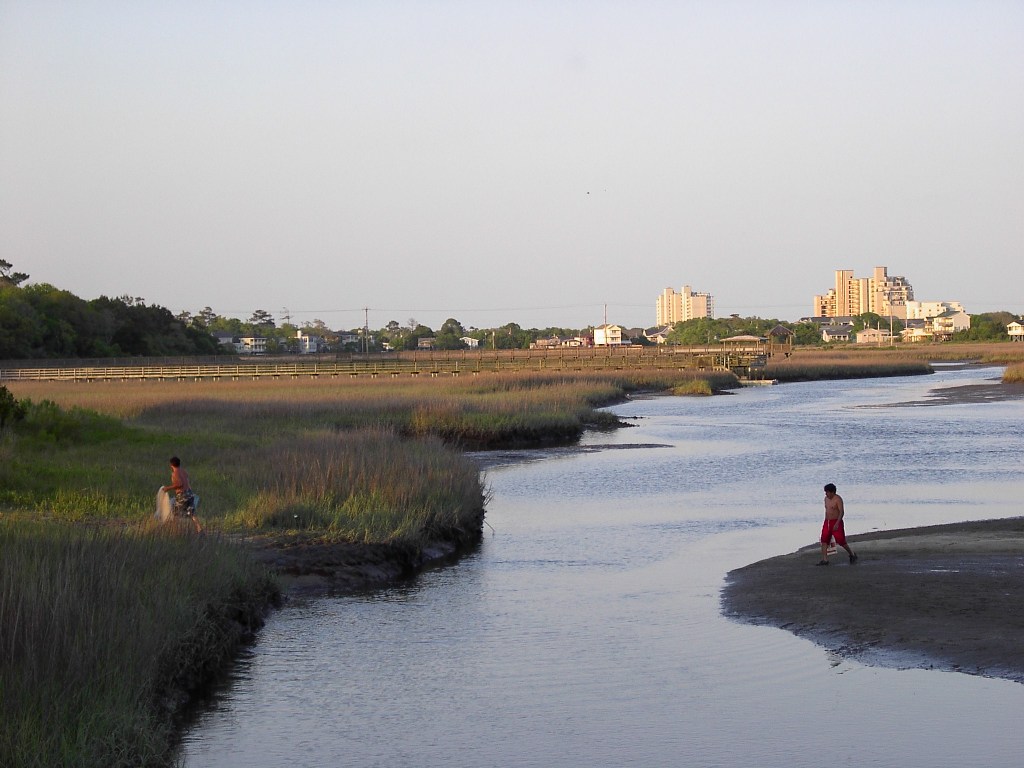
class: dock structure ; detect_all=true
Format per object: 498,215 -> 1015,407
0,339 -> 786,383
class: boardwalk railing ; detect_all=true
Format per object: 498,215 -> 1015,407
0,344 -> 779,382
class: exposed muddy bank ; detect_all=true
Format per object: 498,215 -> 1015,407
722,518 -> 1024,684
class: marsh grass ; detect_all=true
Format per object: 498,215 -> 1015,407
0,519 -> 277,768
1004,362 -> 1024,383
764,351 -> 933,381
766,343 -> 1024,381
224,430 -> 485,543
793,341 -> 1024,365
671,378 -> 714,395
2,369 -> 734,539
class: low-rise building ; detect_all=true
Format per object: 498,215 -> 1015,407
296,329 -> 323,354
644,325 -> 673,344
236,336 -> 267,355
1008,321 -> 1024,342
821,324 -> 854,343
530,335 -> 562,349
593,324 -> 623,346
929,310 -> 970,340
901,326 -> 932,343
855,328 -> 894,345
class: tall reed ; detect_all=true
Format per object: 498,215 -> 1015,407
224,429 -> 485,545
0,520 -> 277,768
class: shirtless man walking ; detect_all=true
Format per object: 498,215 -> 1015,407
818,483 -> 857,566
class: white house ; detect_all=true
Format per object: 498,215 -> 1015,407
593,324 -> 623,346
901,326 -> 932,343
928,310 -> 971,340
296,329 -> 323,354
236,336 -> 267,355
1008,321 -> 1024,342
461,336 -> 480,349
855,328 -> 894,345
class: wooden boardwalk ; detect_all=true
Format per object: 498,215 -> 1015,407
0,343 -> 780,383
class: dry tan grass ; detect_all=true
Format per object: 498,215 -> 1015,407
1003,362 -> 1024,383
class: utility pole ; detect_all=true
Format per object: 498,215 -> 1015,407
363,307 -> 369,355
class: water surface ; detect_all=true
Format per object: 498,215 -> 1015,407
182,367 -> 1023,767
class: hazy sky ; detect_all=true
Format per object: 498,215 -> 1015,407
2,2 -> 1021,331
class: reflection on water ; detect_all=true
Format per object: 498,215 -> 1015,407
182,367 -> 1023,767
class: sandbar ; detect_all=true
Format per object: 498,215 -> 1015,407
721,518 -> 1024,684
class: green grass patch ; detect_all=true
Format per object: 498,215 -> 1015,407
671,378 -> 714,396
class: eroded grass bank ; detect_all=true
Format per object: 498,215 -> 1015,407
0,520 -> 277,768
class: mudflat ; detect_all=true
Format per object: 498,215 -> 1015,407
721,518 -> 1024,684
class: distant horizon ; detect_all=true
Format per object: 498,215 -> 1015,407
11,259 -> 1016,334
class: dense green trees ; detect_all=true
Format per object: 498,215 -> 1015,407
792,322 -> 824,345
955,312 -> 1015,341
0,265 -> 222,359
434,318 -> 468,350
665,316 -> 792,345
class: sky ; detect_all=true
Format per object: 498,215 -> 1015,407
1,1 -> 1021,332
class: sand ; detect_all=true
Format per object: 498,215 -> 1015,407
721,518 -> 1024,684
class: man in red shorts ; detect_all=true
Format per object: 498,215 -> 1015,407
818,483 -> 857,566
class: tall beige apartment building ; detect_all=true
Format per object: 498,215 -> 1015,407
656,285 -> 714,326
813,267 -> 914,319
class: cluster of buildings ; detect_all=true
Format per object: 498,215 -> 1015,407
799,313 -> 973,344
808,267 -> 975,343
651,268 -> 1023,344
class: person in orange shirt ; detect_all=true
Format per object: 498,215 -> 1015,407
161,456 -> 203,533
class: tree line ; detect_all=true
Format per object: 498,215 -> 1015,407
0,262 -> 221,359
1,260 -> 1017,360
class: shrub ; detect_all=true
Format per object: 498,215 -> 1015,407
0,384 -> 26,429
